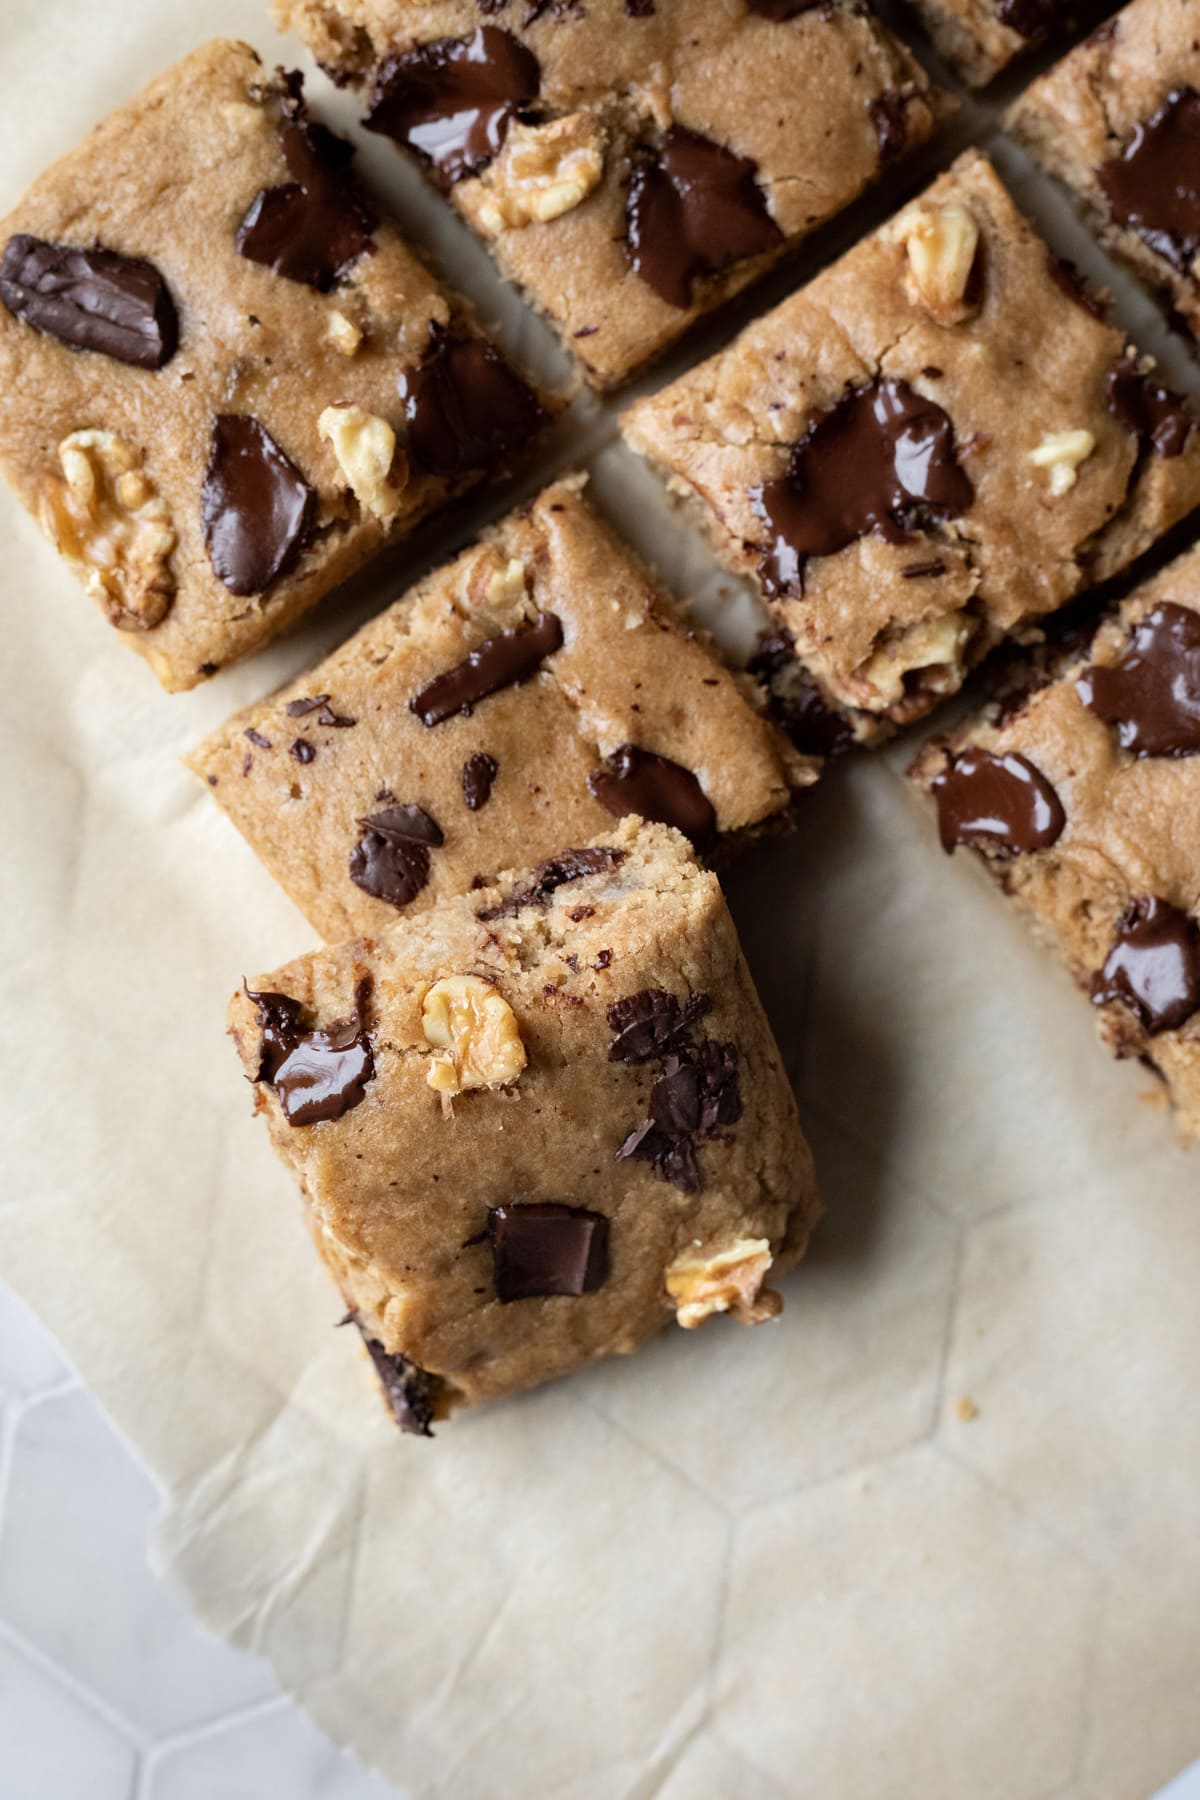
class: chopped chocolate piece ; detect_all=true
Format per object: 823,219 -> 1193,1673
1077,603 -> 1200,757
625,0 -> 655,13
488,1201 -> 609,1301
749,628 -> 855,758
477,845 -> 626,920
360,1332 -> 438,1436
0,233 -> 178,369
870,92 -> 910,164
290,738 -> 316,763
588,744 -> 717,848
617,1039 -> 742,1194
248,982 -> 375,1127
400,331 -> 547,476
236,96 -> 376,291
1092,896 -> 1200,1034
411,610 -> 563,724
607,987 -> 711,1063
365,27 -> 540,184
244,727 -> 272,749
201,413 -> 315,596
349,802 -> 444,908
626,127 -> 783,311
902,560 -> 948,581
245,985 -> 308,1081
1098,89 -> 1200,278
752,377 -> 974,597
931,747 -> 1066,855
1106,358 -> 1194,459
462,751 -> 499,809
285,693 -> 330,716
319,703 -> 356,727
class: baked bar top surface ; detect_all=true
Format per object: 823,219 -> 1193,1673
0,37 -> 547,690
907,0 -> 1064,85
190,476 -> 809,942
228,819 -> 820,1419
275,0 -> 949,386
623,150 -> 1200,732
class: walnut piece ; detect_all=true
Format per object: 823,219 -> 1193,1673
665,1238 -> 781,1329
476,112 -> 605,234
318,404 -> 407,519
899,202 -> 981,325
327,309 -> 363,356
40,431 -> 177,632
1028,429 -> 1096,497
422,975 -> 527,1095
854,609 -> 974,711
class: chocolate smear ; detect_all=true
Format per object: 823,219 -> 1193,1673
412,611 -> 563,724
627,127 -> 782,310
462,751 -> 499,809
1099,89 -> 1200,276
488,1202 -> 609,1301
0,234 -> 177,368
588,745 -> 717,848
236,86 -> 376,290
477,845 -> 626,920
247,983 -> 375,1126
1077,602 -> 1200,757
401,331 -> 547,476
1092,896 -> 1200,1034
201,414 -> 315,595
349,803 -> 444,908
753,377 -> 974,597
366,27 -> 540,184
1106,357 -> 1194,458
931,748 -> 1066,855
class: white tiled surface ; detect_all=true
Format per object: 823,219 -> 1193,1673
0,1281 -> 405,1800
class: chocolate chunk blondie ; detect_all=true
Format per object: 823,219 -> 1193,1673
0,39 -> 548,690
228,819 -> 821,1428
1009,0 -> 1200,345
190,476 -> 809,940
910,541 -> 1200,1139
273,0 -> 950,388
623,150 -> 1200,738
905,0 -> 1071,86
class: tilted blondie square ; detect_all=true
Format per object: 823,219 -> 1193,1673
1009,0 -> 1200,345
910,540 -> 1200,1139
274,0 -> 950,388
905,0 -> 1068,86
623,150 -> 1200,739
189,476 -> 812,942
0,39 -> 549,691
228,819 -> 821,1430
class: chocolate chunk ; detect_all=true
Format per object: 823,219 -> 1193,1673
462,751 -> 499,809
400,331 -> 547,477
626,127 -> 783,310
1091,896 -> 1200,1034
366,26 -> 540,184
994,0 -> 1054,37
931,748 -> 1066,855
1077,603 -> 1200,757
1046,251 -> 1106,320
247,983 -> 375,1126
588,745 -> 717,848
607,987 -> 711,1063
1099,89 -> 1200,276
236,98 -> 376,290
477,845 -> 626,920
349,803 -> 444,909
317,703 -> 356,728
625,0 -> 655,13
870,93 -> 910,164
1106,357 -> 1194,459
201,414 -> 315,596
361,1333 -> 438,1436
0,233 -> 177,369
412,611 -> 563,724
245,986 -> 308,1081
616,1040 -> 741,1194
488,1202 -> 609,1301
290,738 -> 316,764
749,628 -> 855,758
753,377 -> 974,597
286,693 -> 331,716
244,727 -> 272,749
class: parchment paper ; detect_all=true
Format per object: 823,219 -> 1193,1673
2,5 -> 1200,1796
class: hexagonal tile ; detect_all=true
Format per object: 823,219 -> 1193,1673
723,1446 -> 1096,1800
148,1699 -> 402,1800
0,1387 -> 276,1737
580,1104 -> 958,1509
0,1637 -> 136,1800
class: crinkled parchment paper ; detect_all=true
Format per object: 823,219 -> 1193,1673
2,4 -> 1199,1796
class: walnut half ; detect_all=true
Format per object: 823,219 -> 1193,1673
422,975 -> 527,1096
41,430 -> 176,631
666,1238 -> 781,1329
897,201 -> 981,326
476,112 -> 605,234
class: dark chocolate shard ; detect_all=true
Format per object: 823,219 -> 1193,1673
201,414 -> 315,596
626,126 -> 783,311
0,233 -> 178,369
236,97 -> 376,291
246,982 -> 375,1126
607,987 -> 712,1063
360,1331 -> 439,1437
931,748 -> 1066,855
365,26 -> 540,184
400,331 -> 547,477
749,627 -> 855,758
588,745 -> 717,848
412,611 -> 563,724
1106,357 -> 1194,458
1091,896 -> 1200,1035
349,803 -> 444,909
1098,88 -> 1200,276
462,751 -> 499,809
1077,602 -> 1200,757
488,1202 -> 609,1302
477,845 -> 626,920
753,377 -> 974,597
616,1040 -> 741,1195
870,92 -> 910,164
245,986 -> 308,1082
